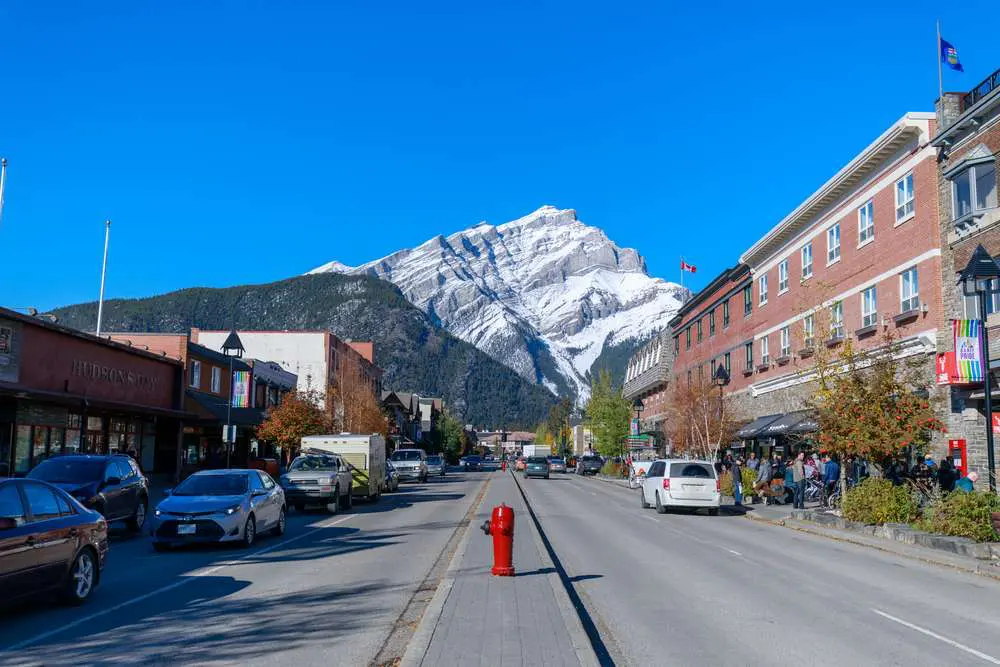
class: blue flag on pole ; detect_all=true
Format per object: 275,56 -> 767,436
941,38 -> 964,72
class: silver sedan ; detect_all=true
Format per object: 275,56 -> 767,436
150,469 -> 286,551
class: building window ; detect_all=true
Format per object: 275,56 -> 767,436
960,282 -> 1000,318
778,260 -> 789,292
724,352 -> 731,374
780,327 -> 790,357
211,367 -> 221,393
858,200 -> 874,245
722,299 -> 730,327
862,286 -> 877,328
743,285 -> 752,315
801,243 -> 813,279
803,314 -> 815,348
953,161 -> 997,220
711,358 -> 717,377
697,319 -> 703,342
709,309 -> 716,336
760,336 -> 769,365
698,365 -> 704,382
189,360 -> 202,388
900,267 -> 919,312
895,172 -> 915,221
674,336 -> 679,354
744,342 -> 753,371
687,370 -> 692,385
686,328 -> 691,350
831,301 -> 844,339
827,224 -> 840,263
759,274 -> 769,304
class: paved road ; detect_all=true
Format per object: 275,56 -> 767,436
519,472 -> 1000,666
0,471 -> 488,667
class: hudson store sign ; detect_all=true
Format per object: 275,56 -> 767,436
71,360 -> 161,393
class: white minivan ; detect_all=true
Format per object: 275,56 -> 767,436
639,459 -> 721,516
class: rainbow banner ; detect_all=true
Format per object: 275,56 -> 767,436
231,371 -> 251,408
953,319 -> 984,383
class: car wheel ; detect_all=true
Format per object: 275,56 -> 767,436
127,497 -> 148,532
327,486 -> 340,515
272,507 -> 286,536
345,489 -> 354,510
63,548 -> 97,605
152,542 -> 171,553
708,508 -> 720,517
655,492 -> 666,514
242,515 -> 257,548
640,489 -> 650,509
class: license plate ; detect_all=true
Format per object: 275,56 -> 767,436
177,524 -> 196,535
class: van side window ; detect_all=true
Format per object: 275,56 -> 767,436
648,462 -> 665,477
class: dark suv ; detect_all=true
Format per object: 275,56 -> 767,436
28,455 -> 149,532
575,455 -> 603,476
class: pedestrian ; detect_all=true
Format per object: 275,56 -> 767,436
955,471 -> 979,493
792,452 -> 807,509
804,454 -> 817,481
731,457 -> 743,506
746,451 -> 759,472
938,458 -> 958,493
823,455 -> 840,499
816,452 -> 827,478
753,455 -> 773,502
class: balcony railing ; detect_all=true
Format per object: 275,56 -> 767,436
964,67 -> 1000,110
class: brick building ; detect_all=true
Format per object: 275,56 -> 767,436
622,330 -> 675,449
932,65 -> 1000,480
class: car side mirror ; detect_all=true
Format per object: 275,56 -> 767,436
105,477 -> 121,486
252,489 -> 268,497
0,517 -> 17,531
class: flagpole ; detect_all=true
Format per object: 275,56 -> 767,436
937,20 -> 944,106
0,158 -> 8,232
680,256 -> 684,289
96,220 -> 111,337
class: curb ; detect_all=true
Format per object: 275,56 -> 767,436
511,471 -> 600,667
743,511 -> 1000,582
397,476 -> 491,667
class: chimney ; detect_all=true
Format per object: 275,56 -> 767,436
936,92 -> 964,132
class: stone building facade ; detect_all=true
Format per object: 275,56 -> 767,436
623,329 -> 675,447
932,65 -> 1000,480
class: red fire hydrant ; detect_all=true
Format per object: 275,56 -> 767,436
501,459 -> 507,471
481,503 -> 515,576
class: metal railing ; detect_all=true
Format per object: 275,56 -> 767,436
963,67 -> 1000,110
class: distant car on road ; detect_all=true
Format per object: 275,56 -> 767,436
384,461 -> 400,493
548,457 -> 567,473
575,455 -> 603,476
639,460 -> 721,516
28,454 -> 149,533
524,456 -> 550,479
515,457 -> 527,471
151,469 -> 286,551
460,455 -> 482,471
280,453 -> 354,513
426,455 -> 446,477
0,478 -> 109,606
390,449 -> 428,483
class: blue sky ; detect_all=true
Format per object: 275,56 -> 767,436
1,1 -> 997,312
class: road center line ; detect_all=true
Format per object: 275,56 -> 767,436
642,515 -> 658,522
4,514 -> 352,652
872,609 -> 1000,664
726,549 -> 742,556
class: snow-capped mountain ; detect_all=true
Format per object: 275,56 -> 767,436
308,206 -> 688,400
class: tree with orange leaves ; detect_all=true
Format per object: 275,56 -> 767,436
256,389 -> 334,460
664,376 -> 741,461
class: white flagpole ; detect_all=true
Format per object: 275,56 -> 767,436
96,220 -> 111,337
680,256 -> 684,289
937,20 -> 944,106
0,158 -> 8,232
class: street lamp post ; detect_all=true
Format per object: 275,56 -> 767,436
630,397 -> 644,460
221,329 -> 246,470
713,364 -> 731,452
959,244 -> 1000,492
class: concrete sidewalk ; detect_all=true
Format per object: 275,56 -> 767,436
404,471 -> 595,667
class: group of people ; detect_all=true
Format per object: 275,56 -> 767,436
884,453 -> 978,493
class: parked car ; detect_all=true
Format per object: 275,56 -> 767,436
0,478 -> 108,605
28,454 -> 149,532
151,469 -> 285,551
515,457 -> 527,471
460,455 -> 482,471
639,460 -> 721,516
389,449 -> 428,483
575,455 -> 603,476
426,455 -> 446,477
280,453 -> 354,513
524,456 -> 550,479
383,461 -> 400,493
548,457 -> 567,473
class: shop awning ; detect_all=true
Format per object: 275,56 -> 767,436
736,414 -> 783,439
760,411 -> 818,437
186,390 -> 265,426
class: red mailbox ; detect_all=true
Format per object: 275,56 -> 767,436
949,439 -> 968,478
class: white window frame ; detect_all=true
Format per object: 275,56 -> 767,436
827,223 -> 841,264
760,336 -> 770,365
858,200 -> 874,246
803,314 -> 815,348
211,366 -> 222,393
780,326 -> 790,357
801,243 -> 813,279
189,360 -> 202,388
744,342 -> 753,370
830,302 -> 844,339
952,161 -> 998,223
861,287 -> 878,328
895,172 -> 915,222
900,267 -> 919,313
759,274 -> 769,304
778,260 -> 789,293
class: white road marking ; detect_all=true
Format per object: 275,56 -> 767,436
872,609 -> 1000,664
5,515 -> 352,651
726,549 -> 742,556
642,515 -> 659,522
590,492 -> 597,496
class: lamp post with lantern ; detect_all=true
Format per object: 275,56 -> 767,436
221,329 -> 245,470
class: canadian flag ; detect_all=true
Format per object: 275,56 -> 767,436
680,260 -> 697,273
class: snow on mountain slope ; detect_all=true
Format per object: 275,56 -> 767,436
308,206 -> 687,400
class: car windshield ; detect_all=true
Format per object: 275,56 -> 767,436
27,459 -> 105,484
173,474 -> 249,496
528,457 -> 548,464
426,456 -> 443,464
391,451 -> 422,461
670,463 -> 715,479
289,456 -> 338,472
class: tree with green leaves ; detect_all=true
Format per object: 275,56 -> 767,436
438,410 -> 465,464
585,369 -> 631,458
546,398 -> 573,456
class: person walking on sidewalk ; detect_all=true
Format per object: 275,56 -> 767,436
753,456 -> 772,502
822,455 -> 840,505
746,451 -> 759,473
731,457 -> 743,506
792,452 -> 807,509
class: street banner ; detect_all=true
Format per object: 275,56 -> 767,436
993,415 -> 1000,435
630,418 -> 639,436
953,319 -> 985,383
936,352 -> 959,385
231,370 -> 251,407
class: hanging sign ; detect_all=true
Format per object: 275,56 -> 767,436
231,371 -> 251,408
630,418 -> 640,436
936,352 -> 960,385
953,319 -> 985,383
